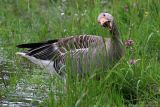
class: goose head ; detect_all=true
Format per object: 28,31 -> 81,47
97,12 -> 114,31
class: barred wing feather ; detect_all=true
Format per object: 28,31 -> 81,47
16,35 -> 106,76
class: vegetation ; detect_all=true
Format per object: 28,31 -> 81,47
0,0 -> 160,106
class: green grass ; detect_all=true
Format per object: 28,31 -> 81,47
0,0 -> 160,106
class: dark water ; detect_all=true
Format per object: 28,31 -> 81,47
0,48 -> 49,107
1,74 -> 42,106
0,68 -> 49,107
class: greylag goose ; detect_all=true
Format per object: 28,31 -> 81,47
16,12 -> 124,77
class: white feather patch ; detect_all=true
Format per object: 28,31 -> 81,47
16,52 -> 57,74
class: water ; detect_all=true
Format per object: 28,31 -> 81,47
0,68 -> 49,107
0,79 -> 44,106
0,49 -> 49,106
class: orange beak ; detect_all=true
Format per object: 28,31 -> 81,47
98,17 -> 108,26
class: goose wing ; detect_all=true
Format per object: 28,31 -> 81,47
24,43 -> 92,75
17,35 -> 103,51
56,35 -> 103,50
25,43 -> 64,60
24,35 -> 103,60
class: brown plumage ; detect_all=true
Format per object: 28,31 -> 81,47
16,12 -> 124,78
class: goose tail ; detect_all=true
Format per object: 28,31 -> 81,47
16,52 -> 27,57
16,40 -> 59,49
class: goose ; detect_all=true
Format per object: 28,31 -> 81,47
16,12 -> 124,78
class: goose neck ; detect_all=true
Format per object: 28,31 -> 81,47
109,22 -> 120,40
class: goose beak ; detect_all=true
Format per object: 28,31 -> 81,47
98,17 -> 108,26
98,17 -> 112,31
